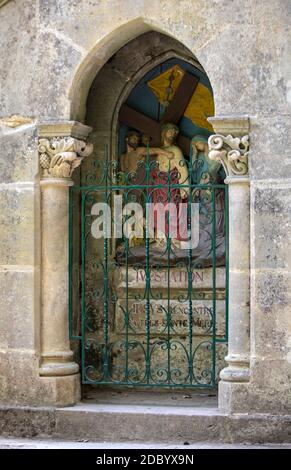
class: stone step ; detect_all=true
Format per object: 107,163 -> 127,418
1,391 -> 291,444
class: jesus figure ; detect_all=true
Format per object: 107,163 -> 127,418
149,123 -> 190,248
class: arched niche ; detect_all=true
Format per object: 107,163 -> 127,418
69,30 -> 230,389
38,23 -> 250,410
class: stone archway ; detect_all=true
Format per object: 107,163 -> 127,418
77,32 -> 226,389
36,22 -> 250,410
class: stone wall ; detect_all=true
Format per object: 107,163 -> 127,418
0,0 -> 290,412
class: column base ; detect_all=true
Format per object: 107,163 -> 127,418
218,380 -> 250,413
218,355 -> 250,413
39,362 -> 79,377
40,373 -> 81,406
39,351 -> 79,377
220,354 -> 250,382
220,366 -> 250,383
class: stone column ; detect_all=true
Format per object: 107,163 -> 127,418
38,122 -> 92,404
208,116 -> 250,413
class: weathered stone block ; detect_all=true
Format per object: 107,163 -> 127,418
251,183 -> 291,269
200,21 -> 291,116
0,186 -> 39,265
0,126 -> 38,183
249,0 -> 291,27
0,349 -> 80,407
0,0 -> 37,117
34,31 -> 82,120
251,270 -> 291,358
249,358 -> 291,413
218,380 -> 251,414
0,269 -> 38,350
0,407 -> 56,438
40,374 -> 81,407
250,117 -> 291,180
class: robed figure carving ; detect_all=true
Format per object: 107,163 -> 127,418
116,129 -> 226,267
119,129 -> 175,248
117,124 -> 189,262
190,135 -> 226,267
148,123 -> 189,249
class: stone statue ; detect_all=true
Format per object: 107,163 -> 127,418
149,123 -> 190,248
141,133 -> 151,147
191,135 -> 223,184
118,130 -> 174,248
190,135 -> 226,267
154,122 -> 189,198
120,130 -> 174,179
116,131 -> 226,266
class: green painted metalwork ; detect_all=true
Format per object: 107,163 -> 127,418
69,146 -> 229,388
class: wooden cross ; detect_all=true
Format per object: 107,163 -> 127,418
118,72 -> 199,156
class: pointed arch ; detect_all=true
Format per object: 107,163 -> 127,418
68,17 -> 214,122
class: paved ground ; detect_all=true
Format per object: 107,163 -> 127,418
82,388 -> 218,408
0,437 -> 290,449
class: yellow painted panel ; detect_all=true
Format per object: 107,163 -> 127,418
147,65 -> 214,131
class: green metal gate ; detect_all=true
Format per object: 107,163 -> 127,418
69,148 -> 228,388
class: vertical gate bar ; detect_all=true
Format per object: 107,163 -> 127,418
124,188 -> 129,382
187,154 -> 193,385
68,185 -> 73,340
145,144 -> 151,384
167,164 -> 171,385
103,231 -> 109,380
211,186 -> 217,387
213,185 -> 229,345
81,190 -> 86,383
103,146 -> 109,380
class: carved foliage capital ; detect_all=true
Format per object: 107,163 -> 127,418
39,137 -> 93,179
208,134 -> 249,177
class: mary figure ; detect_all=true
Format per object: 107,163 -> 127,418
190,135 -> 226,267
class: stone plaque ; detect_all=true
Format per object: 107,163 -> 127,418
113,266 -> 226,293
114,299 -> 226,337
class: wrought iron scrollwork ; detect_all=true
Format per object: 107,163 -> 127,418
69,145 -> 228,388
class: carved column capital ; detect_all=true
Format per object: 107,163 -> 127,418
208,133 -> 249,178
207,115 -> 250,180
39,136 -> 93,179
38,121 -> 93,180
